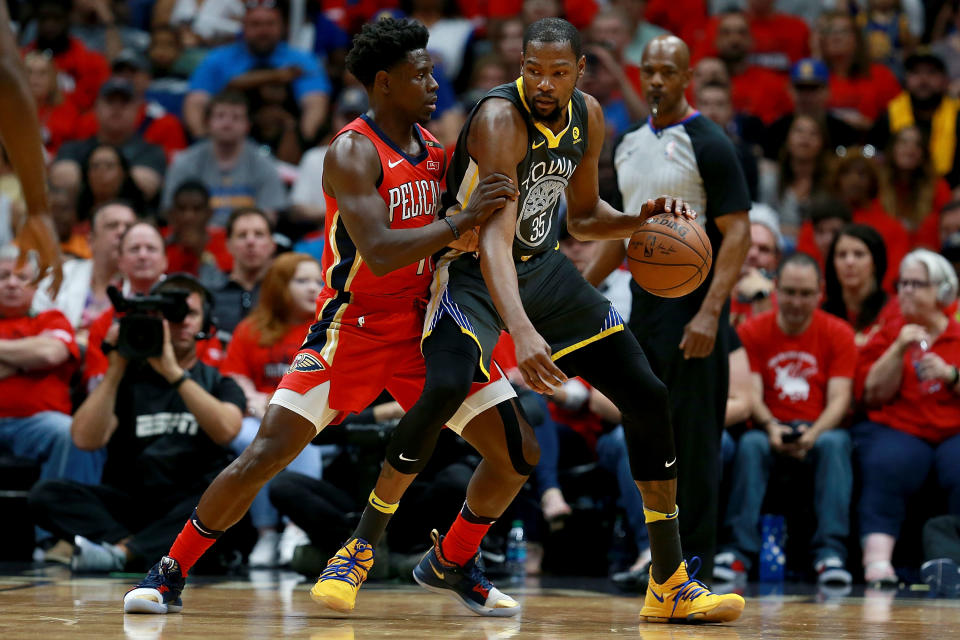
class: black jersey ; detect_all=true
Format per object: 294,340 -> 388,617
444,78 -> 589,260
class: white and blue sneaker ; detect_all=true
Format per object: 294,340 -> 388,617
123,556 -> 186,614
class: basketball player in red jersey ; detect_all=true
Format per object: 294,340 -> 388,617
124,18 -> 534,617
0,0 -> 61,292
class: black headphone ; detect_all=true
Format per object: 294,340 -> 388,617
150,272 -> 216,340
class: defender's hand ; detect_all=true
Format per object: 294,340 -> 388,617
640,195 -> 697,222
462,173 -> 518,227
147,320 -> 183,383
513,326 -> 566,394
679,308 -> 719,359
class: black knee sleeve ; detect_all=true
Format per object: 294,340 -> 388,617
496,400 -> 537,476
385,319 -> 479,474
559,329 -> 677,481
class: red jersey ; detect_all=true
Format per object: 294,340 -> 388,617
695,13 -> 810,71
738,309 -> 857,424
0,311 -> 79,417
856,314 -> 960,443
730,66 -> 793,124
319,115 -> 447,302
221,318 -> 313,393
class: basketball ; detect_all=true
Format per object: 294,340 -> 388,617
627,213 -> 712,298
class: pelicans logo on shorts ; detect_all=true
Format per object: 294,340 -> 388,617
288,351 -> 327,374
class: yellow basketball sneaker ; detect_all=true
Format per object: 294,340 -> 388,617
639,557 -> 745,624
310,538 -> 375,612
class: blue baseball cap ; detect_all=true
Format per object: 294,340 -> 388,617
790,58 -> 829,86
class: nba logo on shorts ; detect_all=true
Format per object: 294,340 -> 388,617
288,351 -> 327,374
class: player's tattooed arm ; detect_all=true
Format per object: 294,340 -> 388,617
324,131 -> 515,276
565,95 -> 694,241
471,99 -> 567,394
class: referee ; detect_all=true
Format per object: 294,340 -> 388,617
585,35 -> 750,583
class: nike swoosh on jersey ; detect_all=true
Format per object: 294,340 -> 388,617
399,453 -> 419,462
531,139 -> 545,149
665,458 -> 677,468
388,158 -> 404,168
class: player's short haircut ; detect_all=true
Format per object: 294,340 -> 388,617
172,180 -> 211,205
777,252 -> 821,283
523,17 -> 582,60
345,17 -> 429,87
226,207 -> 273,238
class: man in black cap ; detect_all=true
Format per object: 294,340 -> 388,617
870,49 -> 960,189
764,57 -> 861,160
51,76 -> 167,201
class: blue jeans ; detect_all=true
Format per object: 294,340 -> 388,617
231,416 -> 322,529
596,426 -> 649,553
853,421 -> 960,538
722,428 -> 852,567
0,412 -> 103,485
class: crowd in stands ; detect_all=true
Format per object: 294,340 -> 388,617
3,0 -> 960,595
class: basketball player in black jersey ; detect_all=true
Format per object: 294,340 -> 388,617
374,18 -> 743,624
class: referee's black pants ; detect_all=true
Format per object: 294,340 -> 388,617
629,287 -> 730,582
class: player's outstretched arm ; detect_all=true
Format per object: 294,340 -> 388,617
0,1 -> 60,290
472,99 -> 566,394
566,95 -> 694,241
324,131 -> 515,277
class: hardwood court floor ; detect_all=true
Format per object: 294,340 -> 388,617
1,569 -> 959,639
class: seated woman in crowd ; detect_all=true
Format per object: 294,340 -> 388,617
822,224 -> 890,346
878,125 -> 954,249
855,249 -> 960,586
830,148 -> 909,291
220,252 -> 324,567
76,145 -> 146,225
759,114 -> 832,244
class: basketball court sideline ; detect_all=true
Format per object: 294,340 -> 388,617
2,568 -> 959,639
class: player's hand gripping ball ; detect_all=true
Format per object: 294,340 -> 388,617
627,214 -> 712,298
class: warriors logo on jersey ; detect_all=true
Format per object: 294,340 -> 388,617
444,78 -> 588,259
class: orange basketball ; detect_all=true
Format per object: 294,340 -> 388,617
627,214 -> 713,298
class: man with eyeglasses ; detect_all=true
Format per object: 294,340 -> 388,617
714,252 -> 857,587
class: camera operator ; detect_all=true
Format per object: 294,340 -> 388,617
29,274 -> 246,573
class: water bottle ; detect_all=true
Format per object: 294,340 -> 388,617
758,514 -> 786,582
505,520 -> 527,583
911,338 -> 940,394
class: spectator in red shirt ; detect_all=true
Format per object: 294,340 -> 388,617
0,244 -> 101,487
713,11 -> 792,125
822,224 -> 890,347
23,0 -> 110,114
23,50 -> 79,157
164,180 -> 232,281
878,126 -> 954,249
220,252 -> 323,567
716,253 -> 856,586
855,249 -> 960,586
819,11 -> 901,131
830,148 -> 910,292
795,196 -> 853,277
71,49 -> 188,164
697,0 -> 810,73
